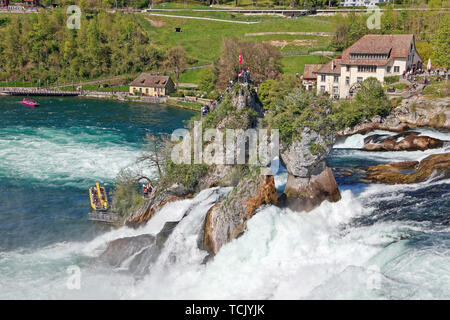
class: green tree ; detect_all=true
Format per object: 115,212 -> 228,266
431,16 -> 450,68
198,68 -> 216,93
165,45 -> 187,89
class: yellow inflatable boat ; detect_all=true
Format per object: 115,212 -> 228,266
89,182 -> 109,211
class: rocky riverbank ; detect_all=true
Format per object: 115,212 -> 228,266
337,95 -> 450,137
364,152 -> 450,184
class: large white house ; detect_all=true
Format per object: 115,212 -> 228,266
314,34 -> 423,99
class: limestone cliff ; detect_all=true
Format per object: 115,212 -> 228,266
202,172 -> 278,255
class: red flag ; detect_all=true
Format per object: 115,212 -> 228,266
239,52 -> 242,65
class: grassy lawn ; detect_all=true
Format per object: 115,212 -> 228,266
137,13 -> 334,65
176,67 -> 213,84
146,10 -> 264,21
281,55 -> 328,75
0,81 -> 38,87
152,1 -> 296,9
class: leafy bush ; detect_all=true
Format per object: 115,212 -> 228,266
169,91 -> 185,98
330,77 -> 392,130
264,87 -> 334,145
384,75 -> 400,85
112,169 -> 145,221
198,68 -> 217,93
164,160 -> 209,191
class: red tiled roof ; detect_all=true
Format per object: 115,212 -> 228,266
302,64 -> 322,80
129,74 -> 171,88
341,34 -> 415,66
315,59 -> 342,75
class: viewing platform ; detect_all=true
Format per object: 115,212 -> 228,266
87,211 -> 119,224
0,87 -> 80,97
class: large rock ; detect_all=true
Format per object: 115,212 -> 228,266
394,96 -> 450,130
99,234 -> 155,268
281,166 -> 341,212
126,183 -> 194,227
98,221 -> 179,276
202,172 -> 277,255
363,132 -> 444,151
365,152 -> 450,184
279,128 -> 341,212
337,95 -> 450,137
230,82 -> 264,117
337,120 -> 408,137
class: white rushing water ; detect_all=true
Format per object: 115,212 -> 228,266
1,179 -> 449,300
0,126 -> 150,187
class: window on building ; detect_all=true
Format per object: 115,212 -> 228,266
345,76 -> 350,85
145,88 -> 149,94
394,66 -> 400,73
333,86 -> 339,94
334,76 -> 339,83
357,65 -> 377,72
387,66 -> 391,73
350,53 -> 388,60
357,77 -> 363,83
346,65 -> 350,72
320,86 -> 325,92
321,75 -> 326,82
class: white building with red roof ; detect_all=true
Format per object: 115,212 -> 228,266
314,34 -> 423,99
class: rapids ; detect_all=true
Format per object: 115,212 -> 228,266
0,96 -> 449,299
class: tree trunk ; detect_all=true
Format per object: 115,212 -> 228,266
176,66 -> 179,89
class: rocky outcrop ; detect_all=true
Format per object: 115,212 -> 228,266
202,172 -> 277,255
338,96 -> 450,137
99,221 -> 179,276
280,166 -> 341,212
365,152 -> 450,184
126,183 -> 194,227
278,128 -> 341,212
363,132 -> 444,151
337,115 -> 408,136
99,234 -> 155,268
394,96 -> 450,130
230,82 -> 264,117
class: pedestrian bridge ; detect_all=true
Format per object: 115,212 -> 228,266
0,87 -> 80,96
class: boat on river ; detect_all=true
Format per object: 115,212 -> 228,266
89,182 -> 109,211
21,98 -> 40,107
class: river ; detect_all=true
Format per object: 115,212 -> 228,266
0,96 -> 449,299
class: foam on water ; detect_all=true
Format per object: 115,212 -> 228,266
1,178 -> 448,299
0,126 -> 146,188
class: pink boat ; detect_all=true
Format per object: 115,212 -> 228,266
21,98 -> 40,107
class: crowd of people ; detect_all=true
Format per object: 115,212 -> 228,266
403,67 -> 449,82
91,186 -> 108,210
